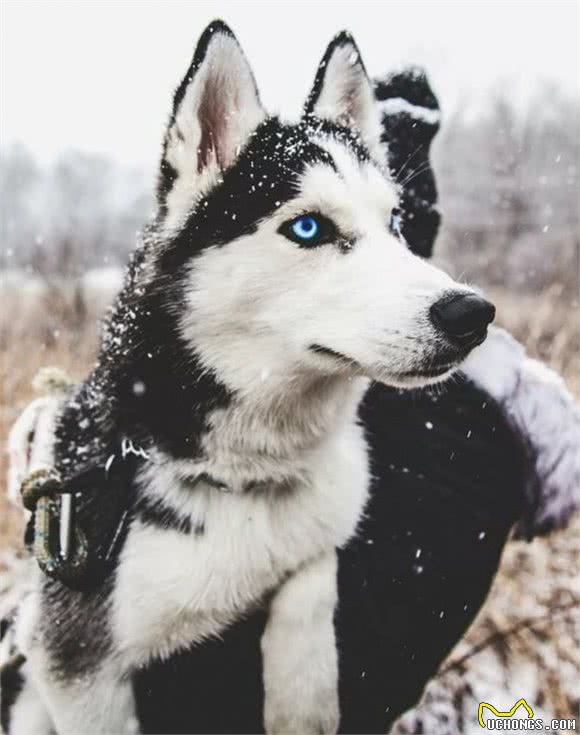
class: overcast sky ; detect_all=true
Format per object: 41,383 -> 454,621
1,0 -> 578,169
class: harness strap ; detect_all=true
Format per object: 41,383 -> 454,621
22,436 -> 234,591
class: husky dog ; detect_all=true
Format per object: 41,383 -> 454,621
8,21 -> 497,735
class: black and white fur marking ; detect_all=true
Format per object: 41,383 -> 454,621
8,22 -> 496,735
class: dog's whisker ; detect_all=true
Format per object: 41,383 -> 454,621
392,142 -> 425,184
399,161 -> 434,188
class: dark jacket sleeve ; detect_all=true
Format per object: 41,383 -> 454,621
374,67 -> 441,258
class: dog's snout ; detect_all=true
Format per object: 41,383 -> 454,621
430,293 -> 495,348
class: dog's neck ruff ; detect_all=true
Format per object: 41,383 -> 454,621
142,372 -> 369,496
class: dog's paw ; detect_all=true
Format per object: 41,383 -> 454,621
262,636 -> 340,735
264,685 -> 339,735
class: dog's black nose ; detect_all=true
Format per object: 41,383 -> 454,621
430,293 -> 495,348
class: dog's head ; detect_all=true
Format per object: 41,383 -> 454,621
152,21 -> 494,392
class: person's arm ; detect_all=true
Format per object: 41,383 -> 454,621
462,326 -> 580,538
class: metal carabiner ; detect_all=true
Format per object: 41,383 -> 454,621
21,468 -> 89,586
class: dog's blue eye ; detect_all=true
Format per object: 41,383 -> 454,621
291,215 -> 319,241
279,212 -> 337,247
390,209 -> 403,237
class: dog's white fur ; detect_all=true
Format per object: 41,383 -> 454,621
114,387 -> 368,665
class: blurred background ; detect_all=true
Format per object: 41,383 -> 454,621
1,0 -> 579,729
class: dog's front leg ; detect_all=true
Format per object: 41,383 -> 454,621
261,551 -> 339,735
25,646 -> 138,735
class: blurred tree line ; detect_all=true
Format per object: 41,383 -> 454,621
434,85 -> 579,296
1,86 -> 578,296
0,147 -> 152,276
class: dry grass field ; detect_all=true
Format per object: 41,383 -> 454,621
0,281 -> 578,729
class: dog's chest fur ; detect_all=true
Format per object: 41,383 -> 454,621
113,395 -> 370,666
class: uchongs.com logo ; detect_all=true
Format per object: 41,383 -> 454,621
478,699 -> 577,731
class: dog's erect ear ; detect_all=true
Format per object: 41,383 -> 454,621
304,32 -> 383,158
158,20 -> 266,226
